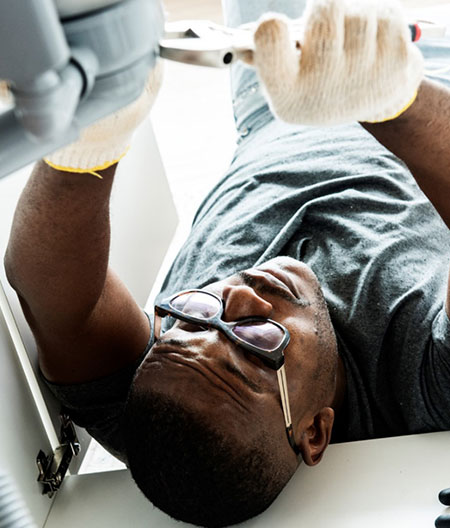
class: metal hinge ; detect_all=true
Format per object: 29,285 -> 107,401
36,414 -> 80,498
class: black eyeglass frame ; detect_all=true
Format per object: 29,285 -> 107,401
155,289 -> 301,456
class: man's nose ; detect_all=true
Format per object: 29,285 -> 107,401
221,284 -> 273,322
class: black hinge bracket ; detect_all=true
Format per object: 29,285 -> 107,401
36,414 -> 80,498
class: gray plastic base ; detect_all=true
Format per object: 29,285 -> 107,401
0,0 -> 164,179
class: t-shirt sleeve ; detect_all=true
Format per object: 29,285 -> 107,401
424,307 -> 450,428
41,312 -> 154,465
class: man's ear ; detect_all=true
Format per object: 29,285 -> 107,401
298,407 -> 334,466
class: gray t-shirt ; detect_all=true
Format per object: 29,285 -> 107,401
45,117 -> 450,459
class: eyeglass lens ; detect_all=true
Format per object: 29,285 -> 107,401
170,291 -> 221,318
169,292 -> 285,352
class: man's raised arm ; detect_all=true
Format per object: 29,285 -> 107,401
362,79 -> 450,230
362,79 -> 450,316
4,163 -> 150,384
3,66 -> 162,384
248,0 -> 450,311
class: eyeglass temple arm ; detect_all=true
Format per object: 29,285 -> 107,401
277,366 -> 301,456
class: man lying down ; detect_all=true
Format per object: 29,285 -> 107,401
5,0 -> 450,526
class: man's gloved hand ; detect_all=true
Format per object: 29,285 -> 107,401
0,62 -> 163,177
45,62 -> 163,177
249,0 -> 424,126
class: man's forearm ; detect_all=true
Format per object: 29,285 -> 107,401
4,161 -> 117,331
362,79 -> 450,229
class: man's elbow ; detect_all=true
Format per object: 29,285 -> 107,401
3,245 -> 35,304
4,247 -> 20,294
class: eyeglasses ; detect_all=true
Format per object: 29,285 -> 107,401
155,289 -> 300,456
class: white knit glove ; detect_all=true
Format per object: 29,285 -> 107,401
249,0 -> 424,126
0,63 -> 163,177
45,62 -> 163,176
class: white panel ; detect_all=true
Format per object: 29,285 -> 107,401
0,305 -> 54,527
46,432 -> 450,527
0,117 -> 176,517
110,117 -> 178,306
247,432 -> 450,528
0,168 -> 91,474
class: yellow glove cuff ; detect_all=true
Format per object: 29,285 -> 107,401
43,148 -> 129,179
366,91 -> 418,124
